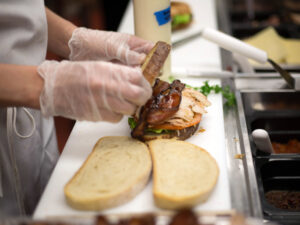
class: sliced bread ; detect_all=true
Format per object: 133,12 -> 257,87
148,139 -> 219,210
64,136 -> 152,211
141,41 -> 171,85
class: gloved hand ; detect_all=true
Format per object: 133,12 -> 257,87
68,27 -> 154,66
37,60 -> 152,122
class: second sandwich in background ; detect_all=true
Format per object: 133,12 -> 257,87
171,1 -> 193,31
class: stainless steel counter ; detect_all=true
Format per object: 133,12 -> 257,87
219,72 -> 300,225
215,1 -> 300,222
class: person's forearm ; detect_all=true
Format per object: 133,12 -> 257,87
0,64 -> 43,109
46,7 -> 77,59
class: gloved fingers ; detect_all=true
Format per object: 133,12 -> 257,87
109,54 -> 146,67
102,32 -> 153,66
106,97 -> 137,115
121,81 -> 152,106
98,64 -> 152,105
120,67 -> 152,105
117,48 -> 146,66
92,93 -> 137,116
116,35 -> 154,66
96,109 -> 123,123
68,27 -> 155,66
128,35 -> 155,54
102,80 -> 152,106
124,67 -> 148,85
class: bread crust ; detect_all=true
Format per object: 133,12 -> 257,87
171,2 -> 192,17
142,41 -> 171,85
64,136 -> 152,211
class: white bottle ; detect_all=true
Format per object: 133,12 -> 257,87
133,0 -> 171,81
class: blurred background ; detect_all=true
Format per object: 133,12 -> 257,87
45,0 -> 130,31
227,0 -> 300,39
224,0 -> 300,72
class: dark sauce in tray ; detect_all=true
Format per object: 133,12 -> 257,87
272,139 -> 300,154
265,190 -> 300,211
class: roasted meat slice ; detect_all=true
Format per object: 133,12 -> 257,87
131,79 -> 185,141
147,79 -> 185,124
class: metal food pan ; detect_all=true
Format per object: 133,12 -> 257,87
239,91 -> 300,157
254,159 -> 300,224
250,116 -> 300,156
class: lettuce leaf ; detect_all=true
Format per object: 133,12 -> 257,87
172,14 -> 192,29
128,117 -> 170,134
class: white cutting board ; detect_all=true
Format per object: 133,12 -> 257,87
34,77 -> 231,219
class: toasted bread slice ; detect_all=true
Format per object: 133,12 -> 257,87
142,41 -> 171,85
149,139 -> 219,209
64,136 -> 152,211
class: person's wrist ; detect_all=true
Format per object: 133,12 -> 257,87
68,27 -> 88,60
65,25 -> 77,58
27,66 -> 44,109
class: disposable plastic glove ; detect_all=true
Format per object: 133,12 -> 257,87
68,27 -> 154,66
38,60 -> 152,122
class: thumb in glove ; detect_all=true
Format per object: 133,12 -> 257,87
68,27 -> 154,66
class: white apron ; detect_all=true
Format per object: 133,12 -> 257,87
0,0 -> 59,217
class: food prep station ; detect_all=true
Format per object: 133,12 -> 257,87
31,1 -> 300,225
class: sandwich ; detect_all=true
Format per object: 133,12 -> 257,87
171,1 -> 193,31
129,41 -> 210,142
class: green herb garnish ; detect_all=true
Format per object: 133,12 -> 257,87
128,117 -> 137,130
168,76 -> 236,107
